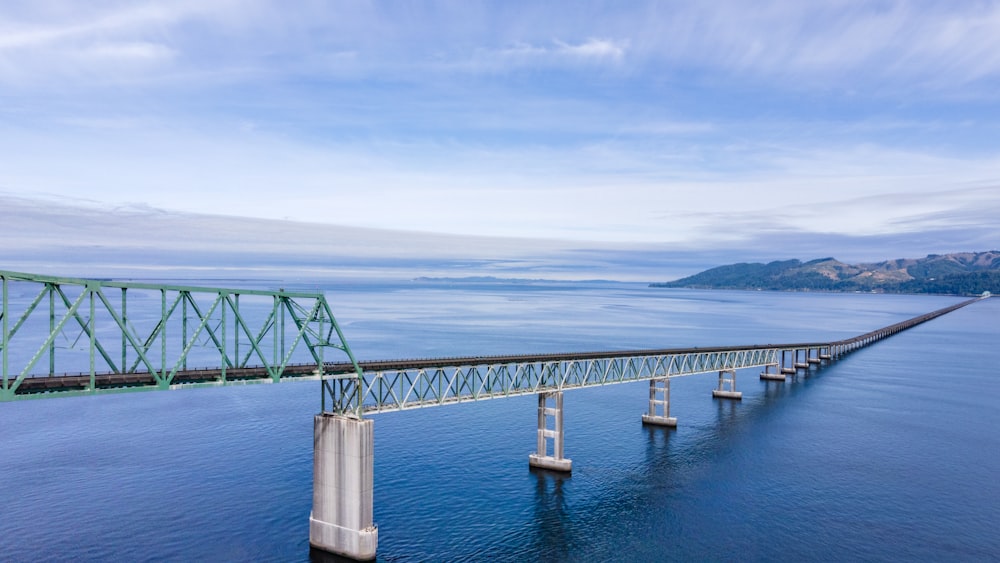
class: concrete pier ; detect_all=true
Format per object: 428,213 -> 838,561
712,369 -> 742,400
310,414 -> 378,561
641,377 -> 678,427
793,349 -> 809,370
760,363 -> 785,381
529,392 -> 572,472
779,350 -> 795,374
791,349 -> 808,370
806,348 -> 821,364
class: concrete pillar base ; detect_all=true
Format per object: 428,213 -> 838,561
713,370 -> 740,400
793,363 -> 809,369
641,414 -> 678,427
529,454 -> 573,472
780,368 -> 796,375
310,414 -> 377,561
644,378 -> 675,428
531,392 -> 571,473
309,515 -> 378,561
760,364 -> 784,381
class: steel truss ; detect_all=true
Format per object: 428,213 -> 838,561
1,270 -> 363,409
324,295 -> 985,415
340,348 -> 779,414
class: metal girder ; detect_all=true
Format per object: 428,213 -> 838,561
351,348 -> 780,414
1,270 -> 363,412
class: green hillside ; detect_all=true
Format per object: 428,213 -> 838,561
651,252 -> 1000,295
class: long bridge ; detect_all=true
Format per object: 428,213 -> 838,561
0,270 -> 988,560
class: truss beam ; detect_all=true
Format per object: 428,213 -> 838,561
1,270 -> 363,412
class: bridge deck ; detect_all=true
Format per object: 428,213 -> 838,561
3,296 -> 983,409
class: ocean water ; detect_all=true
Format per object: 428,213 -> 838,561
1,282 -> 998,562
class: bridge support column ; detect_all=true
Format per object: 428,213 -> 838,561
712,369 -> 742,400
529,392 -> 572,472
807,348 -> 822,365
780,350 -> 796,375
309,414 -> 378,561
794,349 -> 809,371
641,377 -> 677,427
819,346 -> 832,362
760,362 -> 785,381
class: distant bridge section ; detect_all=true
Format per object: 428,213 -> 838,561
322,294 -> 981,414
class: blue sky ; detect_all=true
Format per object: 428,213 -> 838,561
1,1 -> 999,274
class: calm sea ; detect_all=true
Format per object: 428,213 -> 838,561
2,282 -> 998,562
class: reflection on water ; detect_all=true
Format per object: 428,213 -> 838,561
529,468 -> 573,561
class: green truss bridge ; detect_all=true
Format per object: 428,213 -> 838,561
1,270 -> 988,560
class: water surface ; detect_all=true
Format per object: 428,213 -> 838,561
2,284 -> 996,561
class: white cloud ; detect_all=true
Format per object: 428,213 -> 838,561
554,38 -> 627,60
0,3 -> 189,50
471,37 -> 628,71
1,0 -> 998,256
3,113 -> 997,246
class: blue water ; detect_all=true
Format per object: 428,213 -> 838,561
2,283 -> 998,562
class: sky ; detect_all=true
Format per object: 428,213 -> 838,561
1,1 -> 999,278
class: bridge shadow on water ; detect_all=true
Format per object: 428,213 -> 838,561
527,467 -> 576,560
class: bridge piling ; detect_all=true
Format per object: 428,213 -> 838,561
807,348 -> 822,365
793,349 -> 809,371
712,369 -> 742,400
760,363 -> 785,381
819,346 -> 832,361
641,377 -> 677,427
780,350 -> 796,375
529,392 -> 572,472
309,414 -> 378,561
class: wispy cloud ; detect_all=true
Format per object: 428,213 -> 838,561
5,193 -> 991,282
0,0 -> 998,259
628,0 -> 1000,89
460,37 -> 628,72
553,38 -> 627,60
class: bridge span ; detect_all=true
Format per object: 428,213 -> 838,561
0,270 -> 988,560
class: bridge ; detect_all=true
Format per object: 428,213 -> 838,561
0,270 -> 987,560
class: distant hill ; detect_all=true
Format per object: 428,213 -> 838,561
650,251 -> 1000,295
